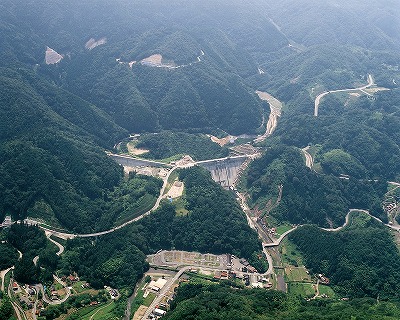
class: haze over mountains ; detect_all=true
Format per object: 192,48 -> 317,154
0,1 -> 400,318
0,0 -> 399,232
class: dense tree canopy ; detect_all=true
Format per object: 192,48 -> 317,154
165,283 -> 400,320
246,146 -> 387,226
289,214 -> 400,299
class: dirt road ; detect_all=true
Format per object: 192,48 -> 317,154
301,146 -> 314,169
254,91 -> 282,143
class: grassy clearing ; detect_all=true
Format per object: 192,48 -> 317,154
288,282 -> 315,298
280,239 -> 304,267
345,212 -> 373,230
174,197 -> 189,216
163,170 -> 180,195
68,301 -> 116,320
142,292 -> 156,307
72,281 -> 91,294
84,302 -> 116,320
318,285 -> 335,298
159,154 -> 185,164
4,270 -> 11,293
54,282 -> 63,290
130,283 -> 155,317
113,194 -> 156,226
285,267 -> 312,283
66,305 -> 99,319
276,224 -> 293,236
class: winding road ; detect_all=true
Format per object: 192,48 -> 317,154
46,232 -> 64,256
24,164 -> 186,239
263,209 -> 399,249
314,74 -> 374,116
36,275 -> 71,305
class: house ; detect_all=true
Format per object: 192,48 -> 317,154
153,308 -> 166,317
317,274 -> 330,284
12,282 -> 19,291
247,266 -> 257,273
68,274 -> 78,282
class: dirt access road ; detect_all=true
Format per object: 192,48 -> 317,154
314,74 -> 374,116
301,146 -> 314,169
254,91 -> 282,143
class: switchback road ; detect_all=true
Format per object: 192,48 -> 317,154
314,74 -> 374,116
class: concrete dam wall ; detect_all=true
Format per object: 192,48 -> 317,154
197,156 -> 248,189
109,154 -> 171,168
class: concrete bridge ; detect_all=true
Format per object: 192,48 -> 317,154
196,156 -> 249,189
109,154 -> 172,168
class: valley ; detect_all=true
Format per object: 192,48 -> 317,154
1,0 -> 400,319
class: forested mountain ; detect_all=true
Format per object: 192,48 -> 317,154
62,167 -> 265,290
165,285 -> 400,320
263,0 -> 400,50
0,67 -> 128,227
245,146 -> 387,226
1,1 -> 400,319
0,0 -> 293,135
289,214 -> 400,299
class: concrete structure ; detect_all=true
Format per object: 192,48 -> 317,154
108,154 -> 172,168
196,156 -> 248,189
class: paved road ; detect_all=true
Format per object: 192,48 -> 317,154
24,164 -> 183,239
36,275 -> 71,305
46,232 -> 64,255
262,244 -> 274,275
0,267 -> 12,291
24,155 -> 255,240
264,226 -> 299,247
142,266 -> 191,319
8,280 -> 26,320
314,74 -> 374,116
263,208 -> 391,248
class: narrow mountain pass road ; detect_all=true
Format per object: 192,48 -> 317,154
46,232 -> 64,255
0,267 -> 12,292
264,209 -> 390,248
36,275 -> 71,305
314,74 -> 374,116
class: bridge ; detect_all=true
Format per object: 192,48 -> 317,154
196,155 -> 249,189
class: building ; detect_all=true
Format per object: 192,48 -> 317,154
153,308 -> 167,317
149,278 -> 168,292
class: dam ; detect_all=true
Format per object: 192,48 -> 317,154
196,156 -> 249,189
